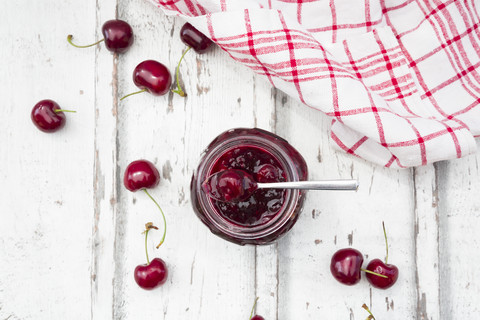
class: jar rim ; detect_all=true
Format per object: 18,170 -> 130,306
193,129 -> 302,241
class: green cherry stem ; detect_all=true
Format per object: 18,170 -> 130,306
171,46 -> 192,97
55,109 -> 77,113
362,304 -> 376,320
249,297 -> 259,320
144,228 -> 151,264
361,268 -> 388,279
67,35 -> 105,48
383,221 -> 389,264
143,189 -> 167,249
120,89 -> 147,101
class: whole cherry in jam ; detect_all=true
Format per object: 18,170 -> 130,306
31,99 -> 76,133
202,169 -> 258,203
67,19 -> 133,53
208,145 -> 287,227
134,223 -> 168,290
330,248 -> 388,286
172,23 -> 214,97
121,60 -> 172,100
124,160 -> 167,248
365,222 -> 399,289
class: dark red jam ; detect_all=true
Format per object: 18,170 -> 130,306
191,128 -> 308,245
209,146 -> 287,226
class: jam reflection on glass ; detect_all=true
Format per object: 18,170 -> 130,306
191,128 -> 308,245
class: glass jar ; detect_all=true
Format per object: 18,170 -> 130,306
191,128 -> 308,245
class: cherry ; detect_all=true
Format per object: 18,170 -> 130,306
124,159 -> 160,192
124,160 -> 166,248
67,19 -> 133,53
134,223 -> 168,290
330,248 -> 387,285
180,23 -> 214,54
365,222 -> 399,289
202,169 -> 258,203
330,248 -> 364,285
31,99 -> 76,133
256,164 -> 281,183
172,23 -> 214,97
121,60 -> 172,100
249,298 -> 264,320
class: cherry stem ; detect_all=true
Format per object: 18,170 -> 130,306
383,221 -> 389,264
55,109 -> 77,113
67,35 -> 104,48
249,297 -> 259,320
120,89 -> 147,101
362,304 -> 376,320
143,189 -> 167,248
144,228 -> 151,264
171,46 -> 192,97
361,268 -> 388,279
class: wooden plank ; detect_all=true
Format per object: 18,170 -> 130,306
91,1 -> 119,319
274,92 -> 417,319
436,149 -> 480,318
0,1 -> 97,319
413,165 -> 440,320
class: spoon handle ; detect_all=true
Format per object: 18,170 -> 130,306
257,180 -> 359,191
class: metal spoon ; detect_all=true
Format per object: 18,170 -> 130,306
202,169 -> 358,203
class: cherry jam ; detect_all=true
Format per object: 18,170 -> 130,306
210,146 -> 287,227
191,128 -> 308,245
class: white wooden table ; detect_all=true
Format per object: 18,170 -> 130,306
1,1 -> 480,319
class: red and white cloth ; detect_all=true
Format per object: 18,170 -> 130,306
150,0 -> 480,168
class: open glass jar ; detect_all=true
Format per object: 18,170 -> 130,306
191,128 -> 308,245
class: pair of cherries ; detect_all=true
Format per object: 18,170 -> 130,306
330,222 -> 399,289
124,159 -> 168,290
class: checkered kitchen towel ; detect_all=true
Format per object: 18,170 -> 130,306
150,0 -> 480,168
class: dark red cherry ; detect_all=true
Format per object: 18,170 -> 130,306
180,23 -> 213,54
102,19 -> 134,53
67,19 -> 133,53
124,160 -> 160,192
256,164 -> 281,183
31,99 -> 66,133
202,169 -> 258,202
251,316 -> 265,320
133,60 -> 172,96
330,248 -> 364,285
365,259 -> 399,289
134,257 -> 168,290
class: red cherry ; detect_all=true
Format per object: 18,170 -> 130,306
255,164 -> 281,183
180,23 -> 213,54
121,60 -> 172,100
365,259 -> 399,289
202,169 -> 258,203
134,257 -> 168,290
251,316 -> 264,320
124,160 -> 160,192
31,99 -> 67,133
330,248 -> 364,285
365,222 -> 399,289
67,19 -> 133,53
249,298 -> 264,320
102,20 -> 134,53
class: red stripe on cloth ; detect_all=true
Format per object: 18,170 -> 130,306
307,17 -> 384,33
455,1 -> 480,59
220,0 -> 226,11
365,0 -> 373,32
280,12 -> 306,104
244,10 -> 275,86
382,0 -> 416,13
183,0 -> 199,15
329,0 -> 338,43
421,61 -> 480,99
449,98 -> 480,117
